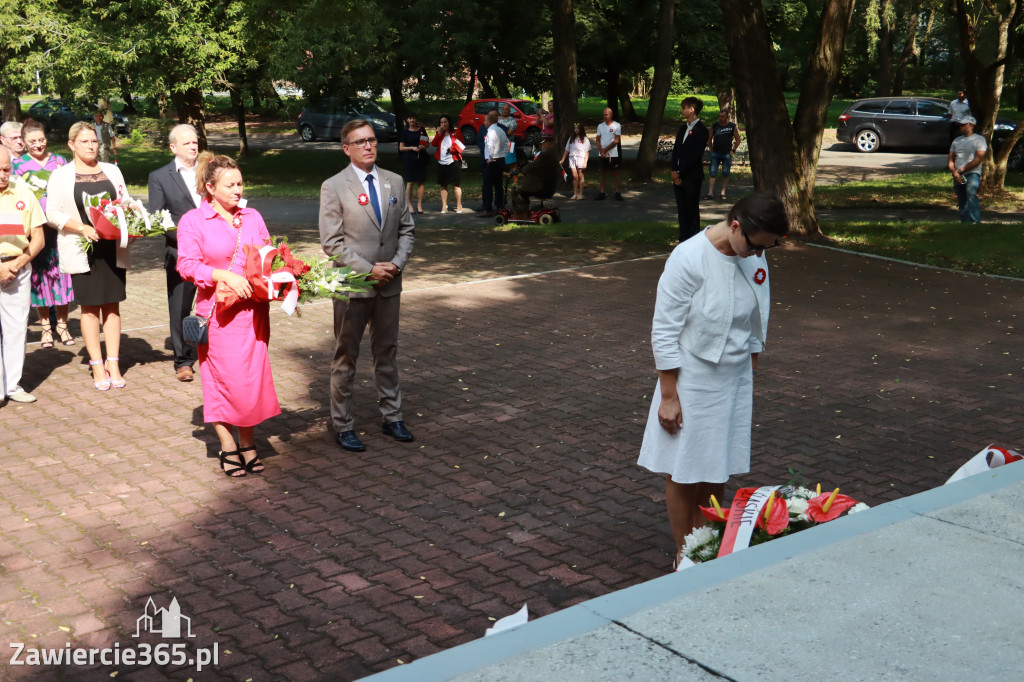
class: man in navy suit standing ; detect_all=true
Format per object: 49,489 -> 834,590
670,97 -> 709,242
148,124 -> 202,382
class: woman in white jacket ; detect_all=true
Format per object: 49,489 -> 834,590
46,122 -> 138,390
637,192 -> 788,567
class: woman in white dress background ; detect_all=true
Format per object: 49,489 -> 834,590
637,192 -> 788,566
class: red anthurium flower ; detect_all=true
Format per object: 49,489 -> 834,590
755,493 -> 790,535
807,491 -> 858,523
699,505 -> 729,523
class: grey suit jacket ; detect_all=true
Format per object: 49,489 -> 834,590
148,159 -> 200,247
318,164 -> 415,298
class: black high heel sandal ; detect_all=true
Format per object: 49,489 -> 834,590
239,446 -> 264,474
219,450 -> 246,477
55,323 -> 75,346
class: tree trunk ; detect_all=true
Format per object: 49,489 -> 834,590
604,68 -> 621,120
2,90 -> 20,121
917,9 -> 935,66
480,76 -> 496,99
389,74 -> 407,127
119,75 -> 137,115
465,65 -> 477,102
550,0 -> 579,148
1018,77 -> 1024,111
171,87 -> 208,151
716,85 -> 736,118
496,80 -> 512,98
721,0 -> 855,238
948,0 -> 1023,193
631,0 -> 674,182
891,0 -> 922,95
874,0 -> 895,96
230,84 -> 249,157
619,77 -> 639,122
157,91 -> 170,119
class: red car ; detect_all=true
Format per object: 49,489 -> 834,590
456,98 -> 543,146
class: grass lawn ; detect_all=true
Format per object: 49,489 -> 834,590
495,218 -> 1024,278
815,170 -> 1024,211
820,220 -> 1024,277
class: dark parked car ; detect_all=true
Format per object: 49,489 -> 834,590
456,98 -> 543,146
296,97 -> 397,142
27,99 -> 131,138
836,96 -> 1020,167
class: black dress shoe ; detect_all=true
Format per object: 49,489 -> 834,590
336,430 -> 366,452
382,421 -> 414,442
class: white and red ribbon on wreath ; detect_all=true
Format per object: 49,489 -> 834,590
717,486 -> 781,558
252,244 -> 300,316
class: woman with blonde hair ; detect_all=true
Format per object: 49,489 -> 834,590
46,121 -> 137,390
176,152 -> 280,477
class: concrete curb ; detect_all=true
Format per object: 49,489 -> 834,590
364,460 -> 1024,681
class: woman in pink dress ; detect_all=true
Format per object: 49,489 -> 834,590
177,153 -> 280,477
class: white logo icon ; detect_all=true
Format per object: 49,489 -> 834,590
133,597 -> 195,638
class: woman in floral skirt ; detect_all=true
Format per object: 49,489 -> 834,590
15,119 -> 74,347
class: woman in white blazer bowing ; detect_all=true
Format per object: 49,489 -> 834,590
46,121 -> 139,391
637,192 -> 788,568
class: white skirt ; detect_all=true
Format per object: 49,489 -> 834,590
637,348 -> 753,484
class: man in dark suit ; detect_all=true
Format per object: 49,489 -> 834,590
670,97 -> 709,242
148,124 -> 201,382
319,119 -> 416,452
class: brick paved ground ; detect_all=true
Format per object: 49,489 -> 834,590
1,215 -> 1022,681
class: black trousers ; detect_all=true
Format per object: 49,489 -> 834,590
165,246 -> 197,369
674,177 -> 703,242
481,160 -> 506,210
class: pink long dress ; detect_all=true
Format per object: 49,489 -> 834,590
176,201 -> 281,427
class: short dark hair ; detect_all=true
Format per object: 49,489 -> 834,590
681,96 -> 703,115
341,119 -> 374,144
21,119 -> 45,138
728,192 -> 788,238
438,114 -> 452,128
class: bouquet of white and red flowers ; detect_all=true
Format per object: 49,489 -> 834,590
679,484 -> 869,568
78,192 -> 172,251
215,238 -> 373,315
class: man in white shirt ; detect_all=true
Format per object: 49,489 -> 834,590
594,108 -> 623,201
949,89 -> 971,143
947,115 -> 986,224
478,110 -> 509,217
148,124 -> 202,381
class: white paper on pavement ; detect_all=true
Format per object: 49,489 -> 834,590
946,444 -> 1023,484
484,603 -> 529,637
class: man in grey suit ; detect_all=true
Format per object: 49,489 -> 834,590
148,124 -> 202,382
319,119 -> 416,452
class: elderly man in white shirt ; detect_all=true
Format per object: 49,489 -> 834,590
477,110 -> 508,218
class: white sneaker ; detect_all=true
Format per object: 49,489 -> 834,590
7,389 -> 37,403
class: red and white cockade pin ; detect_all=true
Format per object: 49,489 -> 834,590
15,201 -> 25,210
753,268 -> 767,285
358,193 -> 369,206
231,214 -> 242,229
